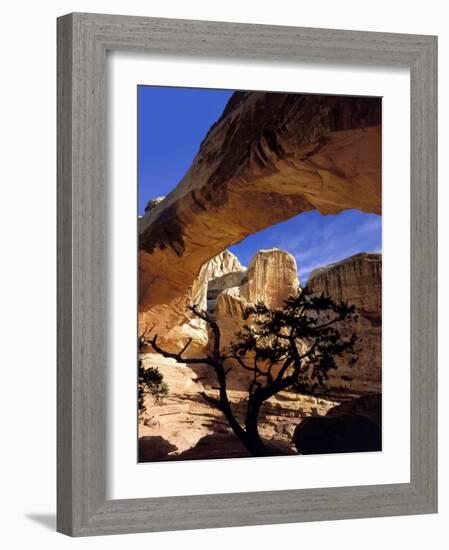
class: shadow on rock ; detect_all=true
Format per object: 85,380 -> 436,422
139,436 -> 178,462
293,393 -> 381,455
140,432 -> 297,462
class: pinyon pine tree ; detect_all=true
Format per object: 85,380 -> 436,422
146,287 -> 359,456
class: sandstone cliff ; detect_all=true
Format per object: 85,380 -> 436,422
208,249 -> 382,394
240,249 -> 300,308
192,249 -> 245,312
141,248 -> 382,394
307,253 -> 382,393
207,249 -> 300,388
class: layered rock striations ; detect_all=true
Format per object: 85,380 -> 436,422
138,92 -> 381,313
306,253 -> 382,393
240,249 -> 300,308
207,250 -> 381,394
140,248 -> 382,393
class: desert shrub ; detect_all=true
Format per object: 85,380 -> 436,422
138,358 -> 169,419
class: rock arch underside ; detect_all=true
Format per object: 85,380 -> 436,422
138,91 -> 381,348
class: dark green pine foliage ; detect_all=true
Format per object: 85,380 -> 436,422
138,339 -> 169,419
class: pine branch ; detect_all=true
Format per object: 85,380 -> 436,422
149,335 -> 213,365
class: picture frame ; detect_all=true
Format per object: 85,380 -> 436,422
57,12 -> 438,537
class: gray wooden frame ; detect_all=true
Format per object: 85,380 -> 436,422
57,12 -> 438,537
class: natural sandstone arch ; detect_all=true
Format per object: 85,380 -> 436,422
138,91 -> 381,315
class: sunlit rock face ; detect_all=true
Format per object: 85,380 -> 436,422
206,249 -> 300,389
207,271 -> 246,308
240,249 -> 300,308
140,248 -> 382,394
139,250 -> 244,355
138,92 -> 381,313
212,249 -> 300,341
306,253 -> 382,393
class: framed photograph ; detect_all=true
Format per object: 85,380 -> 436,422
57,12 -> 437,536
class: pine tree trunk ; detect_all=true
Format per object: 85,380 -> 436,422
244,400 -> 270,457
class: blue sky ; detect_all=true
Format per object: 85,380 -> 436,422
138,86 -> 234,214
138,86 -> 381,285
228,211 -> 381,284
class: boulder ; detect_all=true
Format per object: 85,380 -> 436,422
293,394 -> 382,454
326,393 -> 381,428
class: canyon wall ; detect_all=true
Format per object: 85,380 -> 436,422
306,253 -> 382,393
206,250 -> 381,394
211,249 -> 300,341
240,249 -> 300,308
